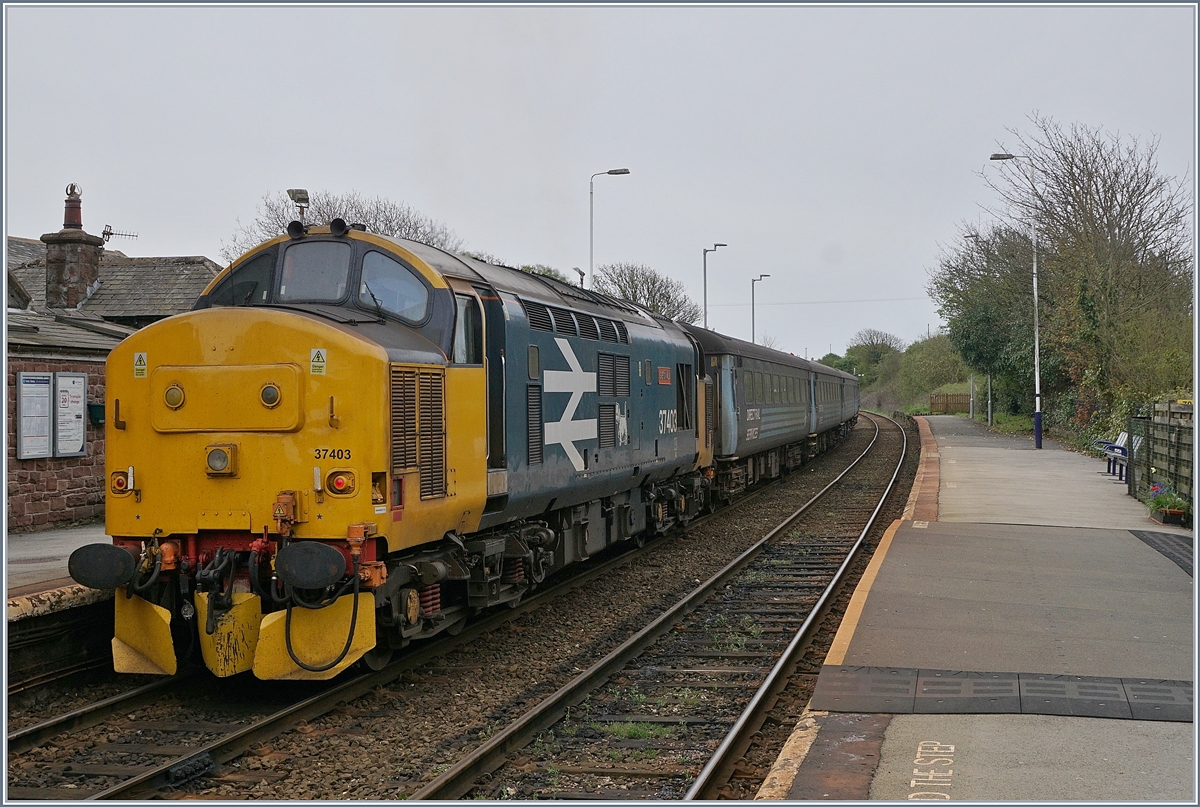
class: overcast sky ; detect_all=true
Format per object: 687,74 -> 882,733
5,4 -> 1195,357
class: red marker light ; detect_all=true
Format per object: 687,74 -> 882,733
114,477 -> 126,489
333,475 -> 347,490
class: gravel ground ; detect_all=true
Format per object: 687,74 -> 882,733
7,672 -> 161,733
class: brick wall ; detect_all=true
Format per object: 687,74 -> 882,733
7,356 -> 107,531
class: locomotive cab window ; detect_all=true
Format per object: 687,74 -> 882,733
206,250 -> 275,307
360,251 -> 429,322
453,294 -> 483,364
279,241 -> 352,303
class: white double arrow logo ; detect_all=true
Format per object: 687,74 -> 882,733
544,337 -> 596,471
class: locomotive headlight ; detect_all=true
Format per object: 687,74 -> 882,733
164,385 -> 185,409
207,449 -> 229,471
260,383 -> 281,408
205,444 -> 238,476
110,470 -> 130,494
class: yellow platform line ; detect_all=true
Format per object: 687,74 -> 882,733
825,517 -> 902,666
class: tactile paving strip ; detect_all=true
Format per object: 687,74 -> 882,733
915,669 -> 1020,713
1019,673 -> 1132,719
807,666 -> 917,713
811,666 -> 1192,722
1123,678 -> 1194,722
1129,530 -> 1192,577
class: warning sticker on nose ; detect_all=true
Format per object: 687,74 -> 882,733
134,353 -> 147,378
310,349 -> 327,375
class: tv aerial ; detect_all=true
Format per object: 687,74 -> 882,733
102,225 -> 138,243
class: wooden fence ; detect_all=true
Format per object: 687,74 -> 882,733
1129,412 -> 1193,501
929,393 -> 971,414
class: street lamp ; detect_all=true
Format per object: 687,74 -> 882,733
751,274 -> 770,344
989,151 -> 1042,448
589,168 -> 630,288
702,243 -> 727,329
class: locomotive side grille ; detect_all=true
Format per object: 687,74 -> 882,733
597,354 -> 629,397
598,353 -> 615,397
549,307 -> 578,336
614,356 -> 630,396
522,299 -> 553,332
390,367 -> 419,471
614,321 -> 629,344
577,314 -> 600,340
527,385 -> 543,465
418,372 -> 446,498
598,318 -> 619,342
598,403 -> 616,448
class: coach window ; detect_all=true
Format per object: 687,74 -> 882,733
359,251 -> 429,322
453,294 -> 483,364
279,241 -> 352,303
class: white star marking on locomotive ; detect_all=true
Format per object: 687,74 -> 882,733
543,337 -> 597,471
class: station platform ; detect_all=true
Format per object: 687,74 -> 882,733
760,414 -> 1195,801
6,521 -> 112,622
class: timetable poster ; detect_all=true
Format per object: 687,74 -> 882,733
17,373 -> 52,459
54,373 -> 88,457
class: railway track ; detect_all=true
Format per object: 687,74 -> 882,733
7,430 -> 855,800
408,411 -> 907,799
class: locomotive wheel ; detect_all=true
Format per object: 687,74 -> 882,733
362,644 -> 393,671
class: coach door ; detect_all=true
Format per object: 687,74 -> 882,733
474,287 -> 508,498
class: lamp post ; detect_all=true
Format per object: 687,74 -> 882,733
990,152 -> 1042,449
702,243 -> 727,329
589,168 -> 630,288
751,273 -> 770,344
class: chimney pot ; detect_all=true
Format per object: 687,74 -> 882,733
63,183 -> 83,229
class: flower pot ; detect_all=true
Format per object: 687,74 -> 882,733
1150,509 -> 1186,526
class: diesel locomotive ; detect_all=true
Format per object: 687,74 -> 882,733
68,219 -> 858,680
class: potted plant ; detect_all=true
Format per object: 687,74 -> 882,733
1146,484 -> 1192,528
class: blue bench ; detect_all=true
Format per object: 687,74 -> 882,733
1092,432 -> 1129,479
1092,432 -> 1142,482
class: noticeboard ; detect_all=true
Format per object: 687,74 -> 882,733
16,372 -> 53,459
54,373 -> 88,457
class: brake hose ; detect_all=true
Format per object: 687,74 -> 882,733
129,552 -> 163,595
284,555 -> 361,673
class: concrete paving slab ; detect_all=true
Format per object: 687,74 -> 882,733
6,522 -> 108,592
926,415 -> 1191,535
869,713 -> 1194,801
840,521 -> 1193,680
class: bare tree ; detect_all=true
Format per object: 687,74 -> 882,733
593,262 -> 701,323
848,328 -> 906,354
222,190 -> 464,261
759,334 -> 781,350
